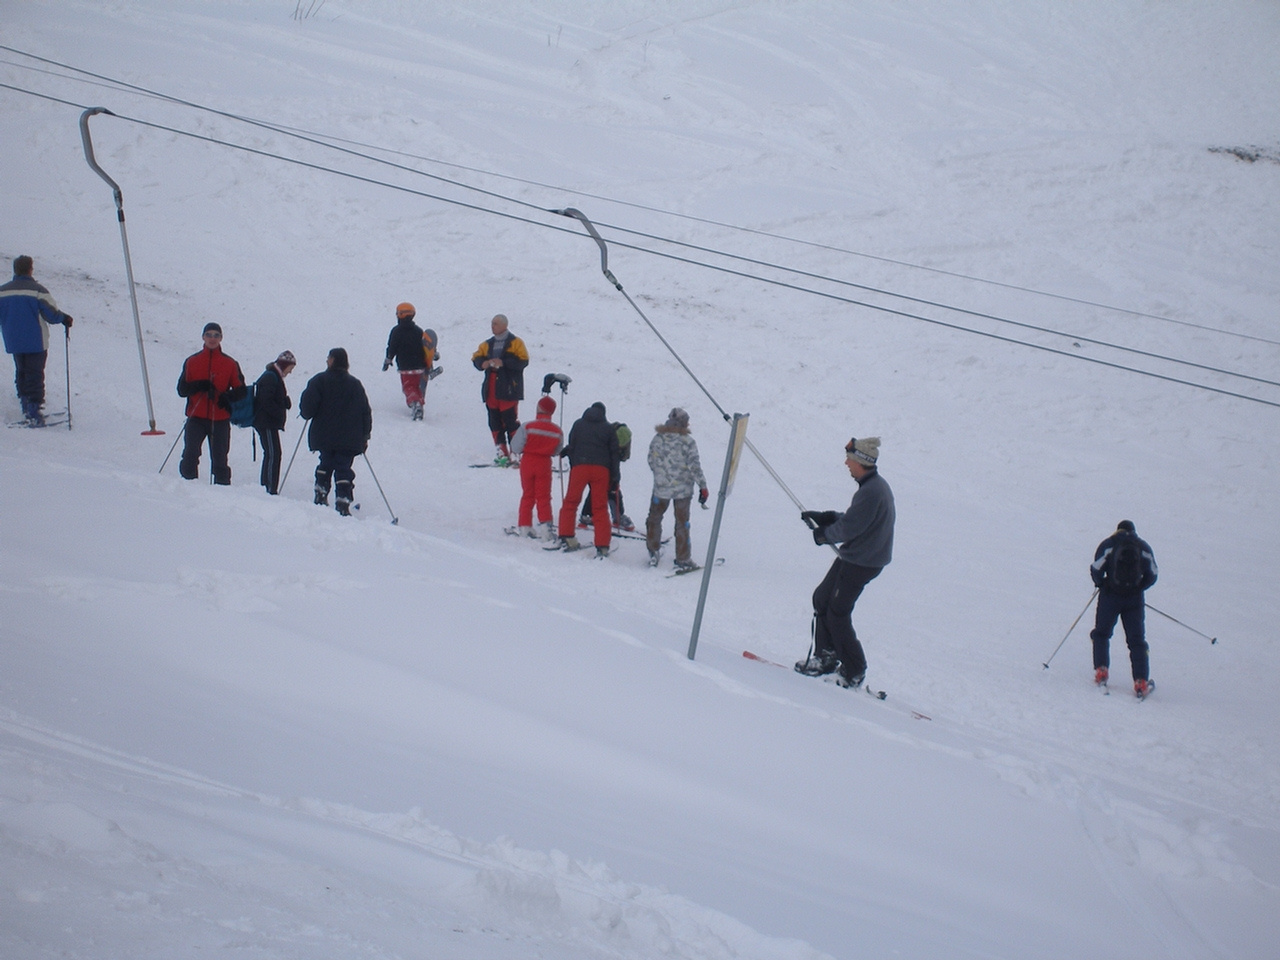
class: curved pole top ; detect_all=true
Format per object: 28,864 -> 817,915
552,207 -> 621,290
79,107 -> 123,207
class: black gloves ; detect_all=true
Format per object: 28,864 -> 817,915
802,510 -> 838,545
382,358 -> 392,371
801,510 -> 838,528
63,315 -> 74,329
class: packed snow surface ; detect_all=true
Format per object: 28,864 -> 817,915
2,2 -> 1279,958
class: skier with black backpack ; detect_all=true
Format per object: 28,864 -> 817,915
1089,520 -> 1159,697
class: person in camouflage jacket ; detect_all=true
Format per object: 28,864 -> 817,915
645,407 -> 708,570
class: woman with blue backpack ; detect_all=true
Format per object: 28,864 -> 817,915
251,350 -> 296,495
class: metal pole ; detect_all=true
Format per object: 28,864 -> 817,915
688,413 -> 747,660
63,325 -> 72,430
280,417 -> 307,491
1042,588 -> 1099,669
79,108 -> 164,435
362,452 -> 398,524
1146,603 -> 1218,644
158,421 -> 185,474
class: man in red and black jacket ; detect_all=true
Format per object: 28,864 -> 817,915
176,322 -> 246,485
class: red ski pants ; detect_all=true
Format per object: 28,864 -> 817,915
559,464 -> 611,547
518,454 -> 555,526
399,370 -> 425,407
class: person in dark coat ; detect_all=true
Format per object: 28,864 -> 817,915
298,347 -> 372,516
251,350 -> 296,495
382,302 -> 428,420
0,255 -> 74,425
1089,520 -> 1158,697
554,401 -> 620,556
471,313 -> 528,465
795,436 -> 895,689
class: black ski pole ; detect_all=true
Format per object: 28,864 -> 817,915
556,376 -> 569,500
1043,588 -> 1099,669
1146,603 -> 1217,644
63,325 -> 72,431
279,415 -> 307,492
362,452 -> 398,524
159,420 -> 185,474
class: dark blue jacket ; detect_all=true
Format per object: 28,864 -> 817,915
299,367 -> 372,454
561,402 -> 621,484
1090,531 -> 1158,596
252,364 -> 292,432
385,317 -> 426,371
0,275 -> 70,355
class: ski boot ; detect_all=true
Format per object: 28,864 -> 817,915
794,651 -> 838,677
835,670 -> 865,690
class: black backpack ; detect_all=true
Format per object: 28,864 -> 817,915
1107,537 -> 1144,592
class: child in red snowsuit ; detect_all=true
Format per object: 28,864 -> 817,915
509,394 -> 563,538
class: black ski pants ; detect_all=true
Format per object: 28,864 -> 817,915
13,351 -> 48,405
486,403 -> 520,449
180,417 -> 231,485
1091,590 -> 1149,681
812,558 -> 882,681
315,450 -> 356,505
256,427 -> 282,495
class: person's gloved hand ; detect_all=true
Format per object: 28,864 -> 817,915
801,510 -> 839,528
382,359 -> 391,371
63,315 -> 74,329
812,526 -> 828,546
698,487 -> 710,507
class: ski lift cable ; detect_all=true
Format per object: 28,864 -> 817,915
3,43 -> 1274,349
586,221 -> 1280,389
3,80 -> 1278,410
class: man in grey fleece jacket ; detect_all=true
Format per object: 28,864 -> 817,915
796,436 -> 895,688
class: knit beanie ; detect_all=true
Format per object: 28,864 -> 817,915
203,322 -> 222,336
537,395 -> 556,415
1116,519 -> 1136,534
665,407 -> 689,429
275,350 -> 296,369
845,436 -> 880,467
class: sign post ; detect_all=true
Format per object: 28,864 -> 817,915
688,413 -> 749,660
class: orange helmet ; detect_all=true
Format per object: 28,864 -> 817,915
395,302 -> 416,319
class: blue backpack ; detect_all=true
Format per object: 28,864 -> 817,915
229,384 -> 255,428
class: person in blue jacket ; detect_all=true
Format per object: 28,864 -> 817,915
0,256 -> 74,426
795,436 -> 896,689
1089,520 -> 1158,697
299,348 -> 372,517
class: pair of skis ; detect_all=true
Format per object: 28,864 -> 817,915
1097,677 -> 1156,700
7,408 -> 70,429
742,650 -> 890,703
